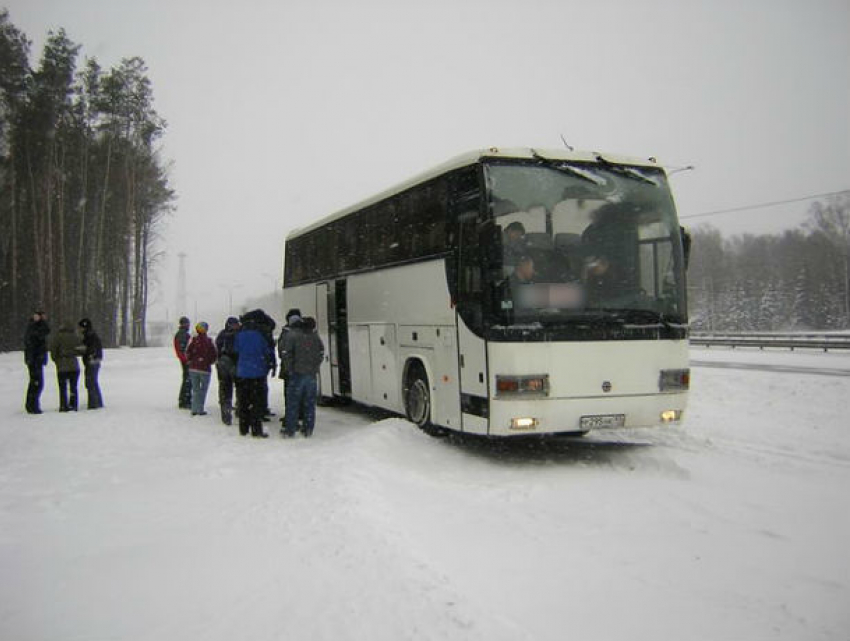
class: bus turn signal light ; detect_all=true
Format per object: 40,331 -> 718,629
495,374 -> 550,397
659,369 -> 690,392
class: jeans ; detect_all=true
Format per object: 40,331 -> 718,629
178,362 -> 192,408
189,370 -> 211,414
284,373 -> 317,436
84,362 -> 104,409
57,370 -> 80,411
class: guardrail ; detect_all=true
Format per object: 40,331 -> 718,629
690,332 -> 850,352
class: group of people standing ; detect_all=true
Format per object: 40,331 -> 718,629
23,309 -> 104,414
173,308 -> 324,439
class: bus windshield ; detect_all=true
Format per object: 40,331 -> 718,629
482,161 -> 687,331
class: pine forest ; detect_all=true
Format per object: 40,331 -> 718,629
0,10 -> 174,351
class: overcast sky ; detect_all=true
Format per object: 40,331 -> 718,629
7,0 -> 849,321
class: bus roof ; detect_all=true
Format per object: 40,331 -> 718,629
286,147 -> 664,240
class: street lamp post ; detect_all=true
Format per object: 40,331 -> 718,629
219,283 -> 242,316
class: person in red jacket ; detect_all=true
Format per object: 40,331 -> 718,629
174,316 -> 192,409
186,321 -> 217,416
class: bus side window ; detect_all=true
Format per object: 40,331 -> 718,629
457,212 -> 485,296
480,222 -> 502,274
352,208 -> 370,270
374,200 -> 401,266
407,181 -> 446,259
450,167 -> 484,328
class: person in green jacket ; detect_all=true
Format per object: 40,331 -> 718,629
49,323 -> 82,412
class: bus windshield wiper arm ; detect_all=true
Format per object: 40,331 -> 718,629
530,149 -> 605,186
594,154 -> 659,186
617,308 -> 682,329
561,310 -> 625,324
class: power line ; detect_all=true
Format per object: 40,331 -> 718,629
680,190 -> 849,220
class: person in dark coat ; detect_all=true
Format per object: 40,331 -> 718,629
49,323 -> 82,412
215,316 -> 240,425
277,308 -> 302,430
78,318 -> 104,409
503,221 -> 530,266
281,316 -> 325,438
173,316 -> 192,409
233,310 -> 274,438
254,309 -> 277,421
23,310 -> 50,414
186,322 -> 217,416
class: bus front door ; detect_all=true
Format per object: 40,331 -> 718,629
322,279 -> 352,399
316,282 -> 333,400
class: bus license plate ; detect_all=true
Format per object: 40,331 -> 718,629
580,414 -> 626,430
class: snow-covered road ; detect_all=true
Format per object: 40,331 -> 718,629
1,346 -> 848,640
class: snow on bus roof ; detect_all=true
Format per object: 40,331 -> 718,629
286,147 -> 663,240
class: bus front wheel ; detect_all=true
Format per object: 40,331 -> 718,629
404,364 -> 445,437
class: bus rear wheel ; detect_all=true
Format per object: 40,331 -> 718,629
404,364 -> 445,437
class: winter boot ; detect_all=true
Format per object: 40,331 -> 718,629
251,421 -> 268,438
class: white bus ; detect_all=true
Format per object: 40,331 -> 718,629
282,147 -> 690,437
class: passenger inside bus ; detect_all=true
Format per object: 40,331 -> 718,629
510,254 -> 535,286
579,202 -> 639,306
503,221 -> 528,266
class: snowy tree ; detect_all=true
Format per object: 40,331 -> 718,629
806,192 -> 850,328
757,280 -> 785,330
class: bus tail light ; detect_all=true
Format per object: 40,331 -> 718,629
495,374 -> 550,397
659,368 -> 690,392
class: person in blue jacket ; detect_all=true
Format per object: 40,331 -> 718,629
233,309 -> 274,438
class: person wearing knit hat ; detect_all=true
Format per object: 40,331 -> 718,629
185,321 -> 217,416
78,317 -> 104,409
174,316 -> 192,409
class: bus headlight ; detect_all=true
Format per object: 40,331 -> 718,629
496,374 -> 550,397
510,417 -> 539,430
659,368 -> 690,392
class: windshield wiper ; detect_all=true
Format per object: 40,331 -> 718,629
594,154 -> 659,186
615,308 -> 688,329
558,310 -> 626,325
530,149 -> 605,186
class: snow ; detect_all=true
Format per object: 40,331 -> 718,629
1,346 -> 848,640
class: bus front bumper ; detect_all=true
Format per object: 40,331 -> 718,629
482,392 -> 688,437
